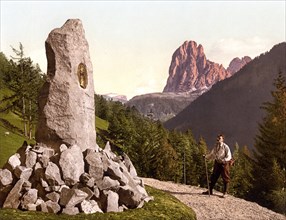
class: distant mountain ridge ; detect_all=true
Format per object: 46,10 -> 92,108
127,40 -> 251,121
227,56 -> 252,75
164,42 -> 286,149
102,93 -> 128,103
127,90 -> 206,121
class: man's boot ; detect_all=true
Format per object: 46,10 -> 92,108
222,182 -> 229,198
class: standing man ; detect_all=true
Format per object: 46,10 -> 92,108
202,134 -> 232,197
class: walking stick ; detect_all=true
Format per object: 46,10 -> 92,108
204,156 -> 210,197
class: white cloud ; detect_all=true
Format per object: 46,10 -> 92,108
133,67 -> 167,96
206,37 -> 281,68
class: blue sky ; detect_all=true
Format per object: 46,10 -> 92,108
1,0 -> 285,99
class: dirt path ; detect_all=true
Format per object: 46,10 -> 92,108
142,178 -> 286,220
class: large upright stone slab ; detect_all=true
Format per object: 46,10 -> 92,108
36,19 -> 97,152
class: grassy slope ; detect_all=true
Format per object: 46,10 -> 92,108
0,124 -> 29,166
0,186 -> 196,220
95,115 -> 109,131
0,87 -> 32,166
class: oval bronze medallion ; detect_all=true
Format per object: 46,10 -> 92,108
77,63 -> 88,89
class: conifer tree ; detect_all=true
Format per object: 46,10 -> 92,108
167,131 -> 186,183
230,144 -> 254,198
184,130 -> 204,186
1,45 -> 44,138
195,136 -> 210,187
0,52 -> 12,88
252,72 -> 286,213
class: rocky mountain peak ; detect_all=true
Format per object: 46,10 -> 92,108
227,56 -> 252,75
163,40 -> 231,93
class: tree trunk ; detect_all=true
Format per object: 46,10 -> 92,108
183,146 -> 186,184
29,99 -> 32,140
22,96 -> 27,137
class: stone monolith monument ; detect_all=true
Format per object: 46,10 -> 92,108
0,19 -> 152,215
36,19 -> 97,152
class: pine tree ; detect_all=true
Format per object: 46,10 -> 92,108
1,45 -> 44,138
0,52 -> 12,88
152,135 -> 179,181
195,136 -> 210,187
167,131 -> 185,183
230,144 -> 254,198
185,130 -> 204,186
252,72 -> 286,212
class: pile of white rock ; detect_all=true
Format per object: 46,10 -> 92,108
0,141 -> 153,215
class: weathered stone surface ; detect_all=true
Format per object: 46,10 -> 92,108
0,185 -> 13,207
101,152 -> 111,172
45,162 -> 64,185
122,153 -> 138,178
14,166 -> 33,181
105,190 -> 119,212
119,204 -> 128,212
118,185 -> 142,208
93,186 -> 100,199
36,198 -> 49,213
60,144 -> 68,152
46,192 -> 60,203
103,141 -> 116,160
21,188 -> 38,210
60,188 -> 88,207
3,179 -> 24,209
45,186 -> 61,192
36,19 -> 97,152
136,185 -> 148,198
62,206 -> 79,215
59,145 -> 84,185
85,150 -> 104,180
79,187 -> 93,200
38,155 -> 50,168
96,176 -> 120,191
80,200 -> 103,214
25,150 -> 37,168
46,200 -> 61,213
106,160 -> 123,180
80,173 -> 94,188
43,148 -> 55,158
0,169 -> 13,186
41,178 -> 49,188
27,203 -> 37,211
8,154 -> 21,170
119,162 -> 138,189
143,195 -> 154,203
23,180 -> 32,191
